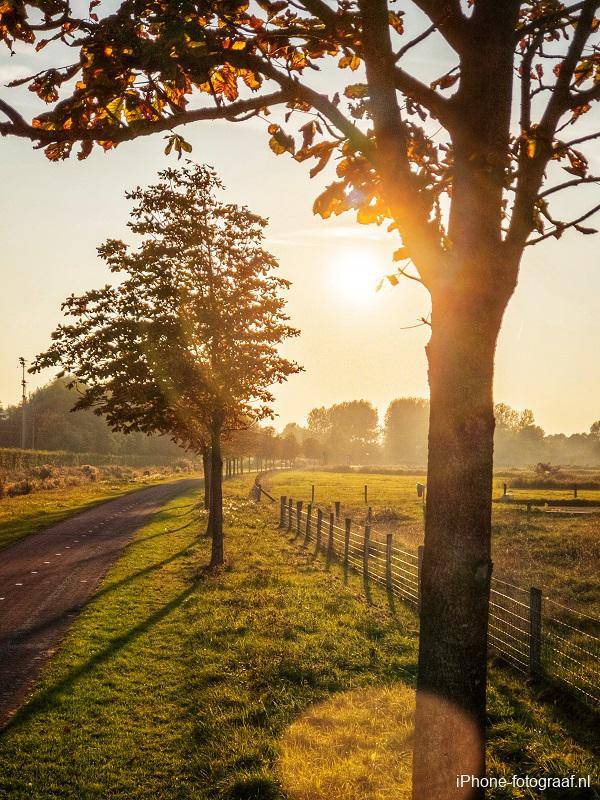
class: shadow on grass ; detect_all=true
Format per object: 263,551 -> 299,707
2,567 -> 210,734
490,664 -> 600,756
1,543 -> 197,656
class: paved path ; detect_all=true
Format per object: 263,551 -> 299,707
0,478 -> 200,728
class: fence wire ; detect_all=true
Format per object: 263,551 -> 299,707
282,500 -> 599,708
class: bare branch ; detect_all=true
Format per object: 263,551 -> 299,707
538,175 -> 600,198
395,21 -> 437,61
525,201 -> 600,245
394,65 -> 457,129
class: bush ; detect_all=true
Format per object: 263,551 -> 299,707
7,479 -> 32,497
80,464 -> 100,481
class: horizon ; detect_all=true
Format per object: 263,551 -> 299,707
1,8 -> 599,438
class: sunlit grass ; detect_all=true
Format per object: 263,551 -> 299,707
0,475 -> 596,799
0,473 -> 199,551
279,684 -> 414,800
263,470 -> 599,616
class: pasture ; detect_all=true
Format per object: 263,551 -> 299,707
263,470 -> 600,619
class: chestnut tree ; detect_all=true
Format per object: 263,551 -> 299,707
4,1 -> 600,796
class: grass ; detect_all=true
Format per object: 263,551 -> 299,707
0,472 -> 199,551
0,474 -> 597,799
263,470 -> 600,617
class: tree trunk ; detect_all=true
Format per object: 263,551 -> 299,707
202,448 -> 211,510
412,290 -> 507,800
208,426 -> 224,567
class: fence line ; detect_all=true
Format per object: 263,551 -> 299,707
278,496 -> 600,708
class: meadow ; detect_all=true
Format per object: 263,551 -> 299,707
263,470 -> 600,620
0,475 -> 597,800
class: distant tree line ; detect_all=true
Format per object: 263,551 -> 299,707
282,398 -> 600,468
0,377 -> 180,459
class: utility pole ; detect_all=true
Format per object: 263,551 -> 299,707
19,356 -> 26,449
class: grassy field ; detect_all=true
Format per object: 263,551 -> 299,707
0,475 -> 597,799
0,472 -> 199,551
262,471 -> 600,618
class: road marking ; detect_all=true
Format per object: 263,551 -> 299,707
31,571 -> 38,574
55,553 -> 61,556
43,561 -> 50,564
15,583 -> 23,586
0,597 -> 4,601
65,546 -> 70,549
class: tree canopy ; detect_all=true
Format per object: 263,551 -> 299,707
1,0 -> 599,290
33,163 -> 301,450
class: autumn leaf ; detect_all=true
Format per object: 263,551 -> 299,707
268,124 -> 295,155
344,83 -> 369,99
388,11 -> 404,35
430,72 -> 459,91
313,181 -> 348,219
339,53 -> 361,71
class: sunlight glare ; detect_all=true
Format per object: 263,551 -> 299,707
329,248 -> 382,306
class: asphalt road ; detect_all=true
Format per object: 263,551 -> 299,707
0,478 -> 200,729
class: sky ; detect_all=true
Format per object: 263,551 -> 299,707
0,6 -> 599,436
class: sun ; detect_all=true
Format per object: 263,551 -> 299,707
329,248 -> 381,305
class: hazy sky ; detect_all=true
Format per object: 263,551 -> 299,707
1,10 -> 599,436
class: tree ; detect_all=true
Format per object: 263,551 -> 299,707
305,400 -> 379,463
328,400 -> 379,462
384,397 -> 429,465
4,2 -> 600,795
33,164 -> 300,566
281,432 -> 301,466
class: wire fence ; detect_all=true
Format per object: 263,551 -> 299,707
279,497 -> 600,709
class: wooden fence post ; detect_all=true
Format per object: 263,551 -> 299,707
287,498 -> 293,532
279,496 -> 286,528
296,501 -> 303,538
335,501 -> 341,520
311,484 -> 315,503
364,484 -> 368,503
363,523 -> 370,583
316,509 -> 323,554
529,586 -> 543,677
326,513 -> 334,569
418,545 -> 424,613
304,504 -> 312,546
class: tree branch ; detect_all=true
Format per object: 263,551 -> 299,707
0,91 -> 290,144
395,21 -> 437,61
516,1 -> 589,38
506,0 -> 599,253
538,175 -> 600,198
410,0 -> 470,54
525,201 -> 600,244
394,65 -> 457,129
298,0 -> 338,27
358,0 -> 445,284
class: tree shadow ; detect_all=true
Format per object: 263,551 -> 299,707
2,572 -> 206,733
0,544 -> 196,657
